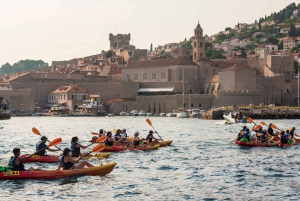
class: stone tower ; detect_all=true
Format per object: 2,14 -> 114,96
192,22 -> 205,62
109,33 -> 131,50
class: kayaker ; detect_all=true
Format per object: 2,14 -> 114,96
104,131 -> 119,146
132,131 -> 145,147
9,148 -> 42,171
242,128 -> 251,142
70,136 -> 88,157
145,130 -> 159,145
114,129 -> 122,141
289,127 -> 296,138
252,125 -> 263,139
99,129 -> 105,137
280,131 -> 289,144
122,128 -> 128,139
259,129 -> 268,143
57,148 -> 94,170
35,136 -> 60,156
267,124 -> 274,136
236,126 -> 247,141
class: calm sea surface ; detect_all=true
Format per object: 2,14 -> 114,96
0,116 -> 300,200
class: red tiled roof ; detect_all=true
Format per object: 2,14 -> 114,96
109,67 -> 122,75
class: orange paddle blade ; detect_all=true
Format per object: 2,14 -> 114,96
271,124 -> 279,130
261,121 -> 267,126
113,129 -> 117,133
32,127 -> 41,135
146,119 -> 152,126
91,143 -> 105,152
96,135 -> 106,142
91,132 -> 99,135
48,138 -> 62,147
247,117 -> 253,123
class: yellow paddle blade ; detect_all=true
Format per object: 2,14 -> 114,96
91,144 -> 105,152
113,129 -> 117,133
256,132 -> 261,137
146,119 -> 152,126
96,135 -> 106,142
247,117 -> 253,123
239,131 -> 243,134
261,121 -> 267,126
32,127 -> 41,135
271,124 -> 279,130
91,132 -> 99,135
48,138 -> 62,147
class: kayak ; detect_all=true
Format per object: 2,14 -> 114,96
21,153 -> 110,163
235,140 -> 280,147
0,166 -> 12,172
279,139 -> 296,147
294,135 -> 300,143
0,163 -> 117,180
103,144 -> 160,152
90,139 -> 173,147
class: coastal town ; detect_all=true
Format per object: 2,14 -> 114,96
1,3 -> 300,119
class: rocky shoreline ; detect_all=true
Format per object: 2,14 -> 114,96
202,107 -> 300,120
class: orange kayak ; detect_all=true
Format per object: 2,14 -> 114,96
0,163 -> 117,180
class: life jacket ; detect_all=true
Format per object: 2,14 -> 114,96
9,156 -> 25,171
114,134 -> 121,141
59,155 -> 74,170
281,134 -> 288,143
260,131 -> 267,139
133,137 -> 140,146
71,142 -> 80,157
122,132 -> 127,138
267,127 -> 274,135
146,134 -> 153,142
35,141 -> 46,156
105,136 -> 113,146
243,131 -> 250,139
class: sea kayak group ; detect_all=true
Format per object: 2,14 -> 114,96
234,118 -> 297,147
1,119 -> 172,180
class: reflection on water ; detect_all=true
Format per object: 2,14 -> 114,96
0,117 -> 300,199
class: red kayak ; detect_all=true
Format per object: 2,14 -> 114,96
103,144 -> 159,152
0,163 -> 116,180
21,153 -> 110,163
90,139 -> 173,147
279,139 -> 296,147
235,140 -> 280,147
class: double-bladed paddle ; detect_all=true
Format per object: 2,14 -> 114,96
146,118 -> 166,146
32,127 -> 62,151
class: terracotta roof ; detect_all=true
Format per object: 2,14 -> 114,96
109,67 -> 122,75
282,36 -> 295,41
29,73 -> 84,80
50,85 -> 89,94
221,64 -> 250,71
205,75 -> 219,83
292,52 -> 300,56
103,98 -> 136,103
124,56 -> 197,69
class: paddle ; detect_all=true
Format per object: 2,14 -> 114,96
271,124 -> 282,131
87,135 -> 106,146
36,137 -> 62,154
91,128 -> 107,135
32,127 -> 62,151
247,117 -> 256,125
71,144 -> 105,168
146,118 -> 166,146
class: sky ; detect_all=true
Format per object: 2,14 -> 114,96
0,0 -> 298,66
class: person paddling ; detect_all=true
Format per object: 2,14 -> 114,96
289,127 -> 296,138
70,136 -> 88,157
114,129 -> 123,142
242,128 -> 251,142
132,131 -> 146,147
35,136 -> 60,156
57,148 -> 94,170
145,130 -> 159,145
104,131 -> 119,146
99,129 -> 105,137
9,148 -> 42,171
267,124 -> 274,136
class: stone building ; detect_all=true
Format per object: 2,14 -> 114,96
109,33 -> 131,50
192,22 -> 205,62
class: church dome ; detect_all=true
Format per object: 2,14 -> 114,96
194,21 -> 203,31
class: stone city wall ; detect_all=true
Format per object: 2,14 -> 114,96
0,88 -> 35,110
212,90 -> 260,107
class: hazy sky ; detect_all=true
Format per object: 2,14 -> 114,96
0,0 -> 297,66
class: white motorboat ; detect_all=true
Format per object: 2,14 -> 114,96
160,113 -> 166,117
120,111 -> 127,116
223,112 -> 249,124
130,110 -> 139,116
139,110 -> 147,116
147,113 -> 153,116
177,111 -> 189,118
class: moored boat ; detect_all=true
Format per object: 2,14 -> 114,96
103,144 -> 159,152
21,153 -> 111,163
0,163 -> 117,180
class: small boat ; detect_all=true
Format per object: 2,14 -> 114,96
21,153 -> 111,163
124,138 -> 173,147
235,140 -> 280,147
147,113 -> 153,116
0,163 -> 117,180
103,144 -> 159,152
139,110 -> 147,116
176,111 -> 189,118
160,113 -> 166,117
120,111 -> 127,116
130,110 -> 139,116
166,113 -> 175,117
223,112 -> 249,124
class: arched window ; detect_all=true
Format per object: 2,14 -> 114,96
200,42 -> 202,47
126,74 -> 130,81
194,42 -> 196,47
152,73 -> 156,80
134,74 -> 138,80
143,73 -> 148,80
161,72 -> 166,79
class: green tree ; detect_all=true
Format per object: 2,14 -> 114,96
106,50 -> 113,58
205,41 -> 212,49
215,34 -> 226,44
205,49 -> 226,59
258,21 -> 262,29
278,40 -> 283,50
289,24 -> 297,37
180,37 -> 193,50
0,63 -> 12,74
150,43 -> 153,51
290,46 -> 298,53
241,48 -> 247,58
225,27 -> 231,31
266,36 -> 279,44
255,19 -> 257,23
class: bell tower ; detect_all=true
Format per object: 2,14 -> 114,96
192,21 -> 205,62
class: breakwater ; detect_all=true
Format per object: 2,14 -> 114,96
0,112 -> 10,120
202,107 -> 300,119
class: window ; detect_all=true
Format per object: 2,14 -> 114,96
143,73 -> 148,80
134,74 -> 138,80
194,53 -> 196,59
194,42 -> 196,47
83,95 -> 86,100
64,95 -> 66,100
191,103 -> 194,107
72,95 -> 74,100
199,103 -> 201,107
152,73 -> 156,80
126,74 -> 130,81
200,42 -> 202,47
184,103 -> 186,107
161,72 -> 166,79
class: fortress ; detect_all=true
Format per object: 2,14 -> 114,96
0,22 -> 298,114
